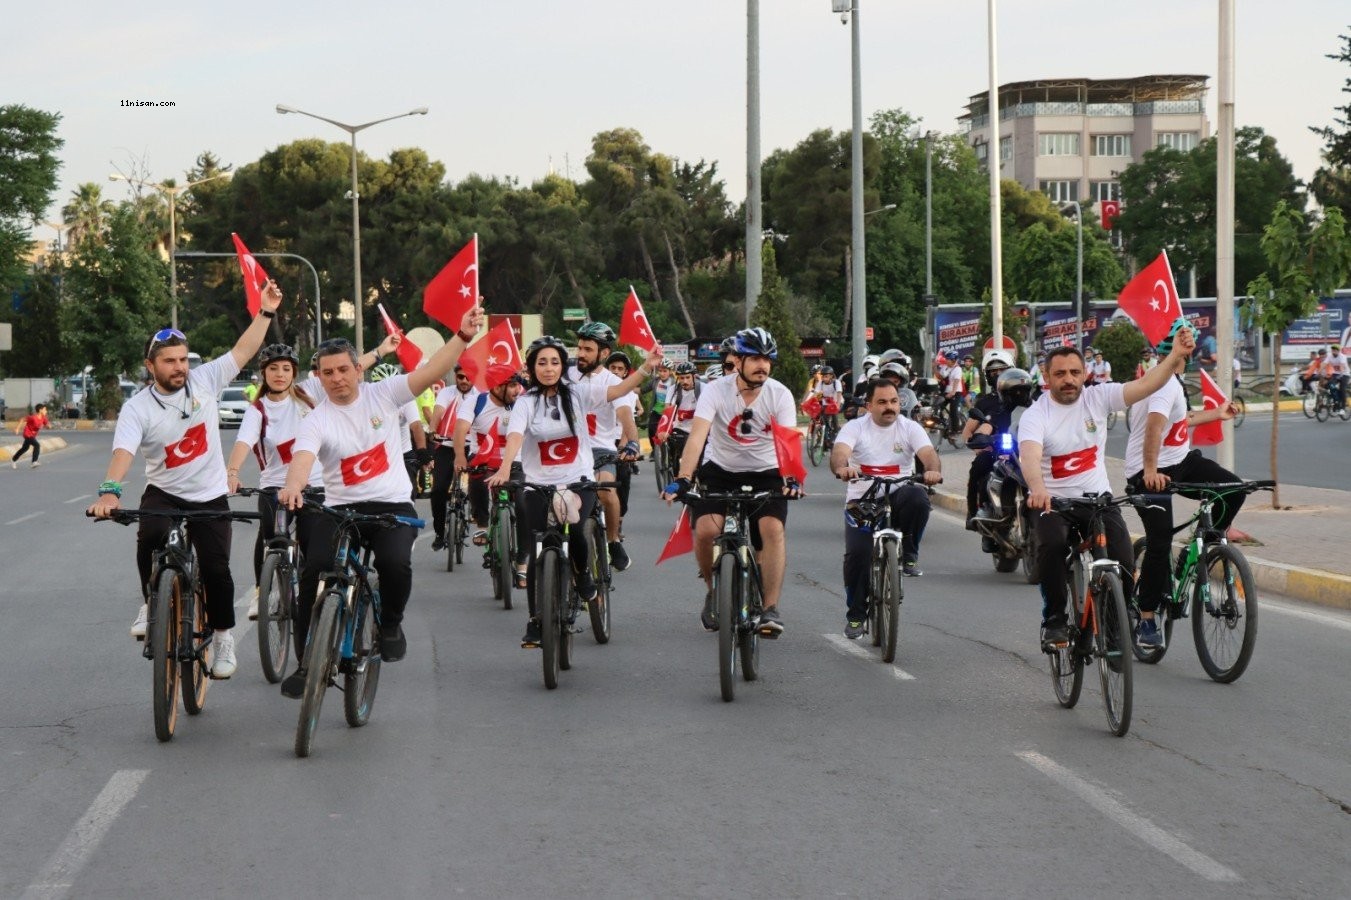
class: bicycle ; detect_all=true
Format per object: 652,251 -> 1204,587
1302,379 -> 1349,422
846,474 -> 934,663
468,464 -> 518,608
1128,480 -> 1272,682
293,501 -> 424,758
1043,493 -> 1136,737
650,437 -> 671,494
234,487 -> 313,684
443,477 -> 470,571
522,481 -> 614,690
90,507 -> 260,742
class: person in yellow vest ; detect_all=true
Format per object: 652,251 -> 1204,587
242,374 -> 260,402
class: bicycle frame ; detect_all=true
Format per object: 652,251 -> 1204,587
145,522 -> 203,664
321,521 -> 382,668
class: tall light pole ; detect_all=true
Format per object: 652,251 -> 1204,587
1216,0 -> 1237,469
924,131 -> 937,375
746,0 -> 763,324
986,0 -> 1005,352
1061,201 -> 1084,351
110,171 -> 233,330
276,103 -> 428,359
832,0 -> 867,380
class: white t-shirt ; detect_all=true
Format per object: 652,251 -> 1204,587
1124,376 -> 1190,477
456,392 -> 518,466
1091,359 -> 1112,383
834,414 -> 934,502
946,367 -> 966,395
292,375 -> 417,505
818,380 -> 841,401
236,395 -> 323,489
113,355 -> 238,502
506,381 -> 611,485
692,375 -> 798,472
297,375 -> 324,401
669,383 -> 700,434
398,399 -> 421,455
1325,352 -> 1348,377
1017,382 -> 1125,497
432,385 -> 478,445
569,365 -> 634,449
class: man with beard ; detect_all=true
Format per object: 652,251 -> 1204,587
1020,330 -> 1194,651
830,378 -> 942,639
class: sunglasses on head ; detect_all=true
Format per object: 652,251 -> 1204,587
739,408 -> 754,435
146,327 -> 187,355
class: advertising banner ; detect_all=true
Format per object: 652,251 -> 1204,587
1282,296 -> 1351,351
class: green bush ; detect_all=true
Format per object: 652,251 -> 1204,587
1092,318 -> 1147,385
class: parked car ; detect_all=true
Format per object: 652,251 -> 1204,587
218,386 -> 251,428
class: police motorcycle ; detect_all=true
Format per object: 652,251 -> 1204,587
965,368 -> 1039,582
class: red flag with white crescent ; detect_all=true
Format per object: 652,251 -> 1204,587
1117,251 -> 1181,347
771,421 -> 807,483
435,397 -> 460,439
165,422 -> 209,469
1192,369 -> 1228,447
340,443 -> 391,485
377,303 -> 422,372
654,405 -> 676,444
618,286 -> 661,353
231,233 -> 269,317
473,421 -> 503,467
424,234 -> 479,331
538,434 -> 579,466
458,319 -> 522,392
655,506 -> 694,565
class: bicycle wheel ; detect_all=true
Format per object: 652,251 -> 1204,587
879,539 -> 902,664
808,423 -> 823,467
1093,572 -> 1133,737
1232,395 -> 1246,427
652,443 -> 667,494
1050,571 -> 1083,709
584,518 -> 611,644
739,613 -> 760,682
868,557 -> 883,649
454,504 -> 467,565
716,551 -> 738,702
1316,397 -> 1330,422
494,506 -> 514,608
256,553 -> 291,683
151,575 -> 181,742
181,582 -> 210,715
1340,397 -> 1350,422
1192,543 -> 1258,683
295,590 -> 341,758
538,548 -> 561,689
1302,392 -> 1317,418
445,502 -> 460,572
343,589 -> 381,727
1128,538 -> 1171,665
1020,501 -> 1041,585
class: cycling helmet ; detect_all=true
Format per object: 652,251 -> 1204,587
732,327 -> 778,360
258,343 -> 299,369
861,353 -> 880,373
310,350 -> 321,371
982,348 -> 1014,373
997,368 -> 1034,409
719,336 -> 738,358
1153,316 -> 1189,356
576,321 -> 617,348
673,361 -> 697,376
705,363 -> 723,380
659,358 -> 674,369
525,335 -> 569,367
606,351 -> 632,371
819,365 -> 835,376
878,361 -> 909,383
878,348 -> 909,367
369,362 -> 401,382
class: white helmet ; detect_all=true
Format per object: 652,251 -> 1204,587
982,348 -> 1015,372
861,354 -> 880,374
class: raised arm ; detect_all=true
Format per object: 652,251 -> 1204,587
406,305 -> 486,397
605,347 -> 665,401
1122,328 -> 1194,407
229,281 -> 283,370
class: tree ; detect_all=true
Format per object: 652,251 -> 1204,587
751,244 -> 807,396
1091,319 -> 1147,390
1245,201 -> 1351,506
0,105 -> 63,295
1311,29 -> 1351,221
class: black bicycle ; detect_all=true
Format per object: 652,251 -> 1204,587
443,477 -> 470,572
847,474 -> 934,663
294,502 -> 423,758
91,507 -> 260,742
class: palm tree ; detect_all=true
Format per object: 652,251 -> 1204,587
61,183 -> 115,249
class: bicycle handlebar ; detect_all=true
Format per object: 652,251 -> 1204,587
297,497 -> 424,530
87,508 -> 263,525
1165,480 -> 1275,494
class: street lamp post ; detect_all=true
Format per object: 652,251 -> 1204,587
1061,201 -> 1084,351
832,0 -> 868,381
275,104 -> 428,360
924,131 -> 937,374
110,171 -> 232,330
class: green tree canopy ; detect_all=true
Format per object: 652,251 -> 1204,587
0,105 -> 63,294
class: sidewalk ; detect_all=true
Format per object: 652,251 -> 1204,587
0,435 -> 68,463
929,446 -> 1351,612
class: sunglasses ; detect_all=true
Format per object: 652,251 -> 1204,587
147,327 -> 187,354
739,408 -> 754,435
543,395 -> 562,421
723,362 -> 736,372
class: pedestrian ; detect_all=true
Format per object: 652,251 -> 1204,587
11,403 -> 51,468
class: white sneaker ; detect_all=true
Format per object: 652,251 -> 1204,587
30,461 -> 40,468
211,630 -> 237,679
246,586 -> 259,621
9,460 -> 15,470
130,604 -> 149,639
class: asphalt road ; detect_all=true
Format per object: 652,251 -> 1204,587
2,431 -> 1348,898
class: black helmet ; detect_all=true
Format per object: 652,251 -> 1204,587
607,351 -> 632,371
673,361 -> 697,376
819,365 -> 835,376
576,322 -> 616,348
997,367 -> 1034,409
525,335 -> 569,368
733,327 -> 778,360
258,343 -> 299,369
719,336 -> 738,358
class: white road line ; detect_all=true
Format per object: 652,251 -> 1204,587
1262,599 -> 1351,632
21,769 -> 150,899
6,512 -> 44,526
821,633 -> 917,681
62,495 -> 91,504
1016,751 -> 1240,883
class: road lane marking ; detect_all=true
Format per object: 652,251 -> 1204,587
6,512 -> 44,526
1016,751 -> 1240,883
821,633 -> 917,681
21,769 -> 150,899
1262,599 -> 1351,632
63,495 -> 92,504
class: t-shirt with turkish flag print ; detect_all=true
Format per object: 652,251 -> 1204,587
236,396 -> 323,490
113,354 -> 238,502
692,375 -> 798,473
834,413 -> 934,502
456,393 -> 519,467
432,385 -> 478,447
1017,382 -> 1125,498
1124,376 -> 1189,478
567,365 -> 636,450
506,381 -> 611,486
669,382 -> 700,433
293,375 -> 417,505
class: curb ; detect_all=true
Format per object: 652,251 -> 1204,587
0,436 -> 69,462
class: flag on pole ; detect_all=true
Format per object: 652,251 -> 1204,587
653,405 -> 676,444
655,506 -> 694,565
771,421 -> 807,483
618,286 -> 661,353
424,235 -> 479,331
1117,251 -> 1182,347
231,233 -> 269,317
377,303 -> 423,372
458,319 -> 523,392
1192,369 -> 1228,447
1100,199 -> 1121,230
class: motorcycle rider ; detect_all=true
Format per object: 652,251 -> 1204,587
961,350 -> 1014,532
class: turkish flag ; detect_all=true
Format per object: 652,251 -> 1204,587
538,434 -> 579,466
1163,419 -> 1189,447
424,234 -> 479,331
618,286 -> 660,353
473,421 -> 503,467
655,506 -> 694,565
458,319 -> 522,392
276,438 -> 296,464
377,303 -> 423,372
231,233 -> 269,317
860,463 -> 901,476
1192,369 -> 1227,447
340,443 -> 390,486
653,405 -> 676,444
435,398 -> 460,439
1050,445 -> 1098,479
165,422 -> 209,469
771,421 -> 807,483
1117,251 -> 1181,347
802,396 -> 822,419
1100,199 -> 1121,230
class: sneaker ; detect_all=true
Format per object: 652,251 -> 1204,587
700,590 -> 718,632
758,606 -> 785,637
130,604 -> 149,640
521,618 -> 542,648
9,460 -> 15,470
609,541 -> 631,572
280,667 -> 307,699
1040,619 -> 1070,651
974,504 -> 998,521
431,534 -> 447,552
379,624 -> 407,662
211,630 -> 237,678
246,586 -> 259,621
30,461 -> 40,468
1136,617 -> 1162,648
902,558 -> 922,577
844,619 -> 866,640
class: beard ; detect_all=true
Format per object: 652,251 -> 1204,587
577,355 -> 605,375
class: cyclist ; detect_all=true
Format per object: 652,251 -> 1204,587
718,335 -> 738,377
961,349 -> 1014,533
1298,349 -> 1325,394
1124,321 -> 1242,648
853,353 -> 881,393
88,279 -> 285,679
452,372 -> 524,561
831,378 -> 943,638
944,355 -> 972,431
298,333 -> 403,399
606,351 -> 640,518
1020,327 -> 1195,651
659,361 -> 702,468
224,343 -> 321,621
1323,344 -> 1348,410
1089,350 -> 1113,384
663,327 -> 801,635
278,305 -> 486,687
487,336 -> 660,647
243,375 -> 260,402
646,359 -> 676,447
368,362 -> 431,501
570,322 -> 641,571
428,366 -> 479,550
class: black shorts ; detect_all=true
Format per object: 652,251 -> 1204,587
691,462 -> 788,552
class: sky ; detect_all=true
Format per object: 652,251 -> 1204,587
8,0 -> 1347,237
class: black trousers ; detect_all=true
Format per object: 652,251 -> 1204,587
518,489 -> 597,619
966,449 -> 996,518
842,485 -> 931,620
1035,505 -> 1133,626
429,444 -> 457,536
135,485 -> 236,630
13,437 -> 40,462
1127,450 -> 1243,612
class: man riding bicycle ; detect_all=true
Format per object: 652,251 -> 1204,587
1323,344 -> 1348,410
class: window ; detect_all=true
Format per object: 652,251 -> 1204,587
1037,133 -> 1080,156
1156,132 -> 1198,152
1090,181 -> 1120,202
1039,180 -> 1080,203
1090,134 -> 1132,157
974,142 -> 989,163
999,136 -> 1012,161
